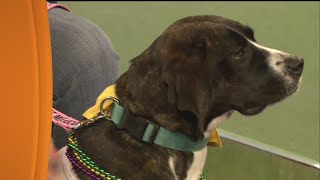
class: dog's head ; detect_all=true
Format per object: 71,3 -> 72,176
145,16 -> 304,133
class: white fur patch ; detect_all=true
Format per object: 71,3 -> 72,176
169,156 -> 178,180
248,40 -> 294,84
204,111 -> 234,138
249,40 -> 289,55
185,111 -> 233,180
186,147 -> 208,180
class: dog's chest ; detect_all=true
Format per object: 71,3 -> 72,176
186,148 -> 208,180
204,111 -> 233,138
181,112 -> 233,180
169,148 -> 207,180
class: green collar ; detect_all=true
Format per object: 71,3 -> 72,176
110,103 -> 208,152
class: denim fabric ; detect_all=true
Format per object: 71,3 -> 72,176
49,8 -> 120,149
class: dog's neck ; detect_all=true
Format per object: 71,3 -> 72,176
116,57 -> 194,140
115,53 -> 229,141
71,53 -> 232,180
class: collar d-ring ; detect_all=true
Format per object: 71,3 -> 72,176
99,96 -> 120,120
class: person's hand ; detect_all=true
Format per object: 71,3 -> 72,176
47,139 -> 60,180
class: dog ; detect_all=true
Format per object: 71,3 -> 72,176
53,15 -> 304,180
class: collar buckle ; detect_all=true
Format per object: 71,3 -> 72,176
142,122 -> 160,144
115,107 -> 161,144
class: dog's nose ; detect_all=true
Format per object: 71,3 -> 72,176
285,56 -> 304,76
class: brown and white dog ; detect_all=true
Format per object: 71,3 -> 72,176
51,15 -> 304,180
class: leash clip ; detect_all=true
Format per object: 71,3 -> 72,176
72,115 -> 105,130
73,96 -> 119,131
100,96 -> 120,120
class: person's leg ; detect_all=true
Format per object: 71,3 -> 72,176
49,8 -> 120,149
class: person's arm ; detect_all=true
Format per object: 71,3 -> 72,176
49,7 -> 120,149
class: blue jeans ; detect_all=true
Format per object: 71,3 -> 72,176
49,8 -> 120,149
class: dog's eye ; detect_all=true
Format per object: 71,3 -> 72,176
232,48 -> 244,58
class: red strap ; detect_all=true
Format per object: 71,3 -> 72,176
47,2 -> 71,12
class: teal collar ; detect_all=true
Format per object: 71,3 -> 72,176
110,103 -> 208,152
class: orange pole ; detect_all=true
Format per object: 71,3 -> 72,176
0,0 -> 52,179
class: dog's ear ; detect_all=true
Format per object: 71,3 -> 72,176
159,23 -> 216,139
162,68 -> 211,139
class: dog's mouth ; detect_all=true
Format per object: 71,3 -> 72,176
234,80 -> 302,116
233,103 -> 267,116
237,105 -> 267,116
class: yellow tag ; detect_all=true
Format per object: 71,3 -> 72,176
83,84 -> 222,147
83,85 -> 117,119
207,129 -> 222,147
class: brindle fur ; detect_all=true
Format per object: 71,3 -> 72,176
73,15 -> 302,180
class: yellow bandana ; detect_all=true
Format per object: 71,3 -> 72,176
83,85 -> 222,148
